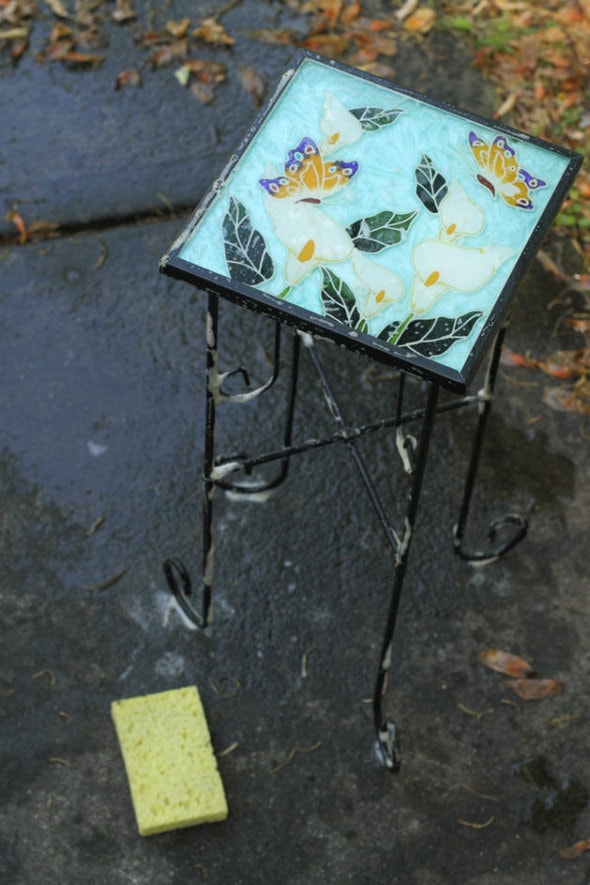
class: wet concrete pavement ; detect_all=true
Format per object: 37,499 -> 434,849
1,3 -> 589,883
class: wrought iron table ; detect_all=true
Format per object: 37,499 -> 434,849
160,51 -> 581,770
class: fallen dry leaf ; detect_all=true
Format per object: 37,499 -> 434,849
238,65 -> 265,106
352,29 -> 398,57
395,0 -> 419,21
356,61 -> 396,79
173,64 -> 190,87
543,384 -> 590,415
479,649 -> 536,678
60,49 -> 104,66
302,0 -> 343,28
192,16 -> 234,46
559,838 -> 590,859
298,32 -> 350,56
115,67 -> 140,89
250,27 -> 296,45
10,34 -> 28,58
150,39 -> 188,67
6,208 -> 27,244
26,219 -> 60,237
190,81 -> 216,104
44,0 -> 69,18
404,6 -> 436,33
183,58 -> 226,81
505,678 -> 565,700
0,25 -> 28,38
111,0 -> 135,23
340,1 -> 360,26
166,17 -> 190,39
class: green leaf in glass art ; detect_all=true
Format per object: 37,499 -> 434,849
415,154 -> 449,214
223,196 -> 274,285
347,209 -> 419,253
380,311 -> 483,357
350,107 -> 404,131
320,268 -> 362,330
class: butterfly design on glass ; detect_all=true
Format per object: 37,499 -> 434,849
468,131 -> 546,210
259,137 -> 358,204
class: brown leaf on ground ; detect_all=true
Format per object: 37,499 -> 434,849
297,32 -> 350,56
115,67 -> 141,89
44,0 -> 69,19
150,39 -> 188,67
6,208 -> 27,244
249,28 -> 296,45
111,0 -> 135,23
340,1 -> 360,26
183,58 -> 226,81
302,0 -> 344,28
543,382 -> 590,415
537,350 -> 590,381
10,34 -> 28,58
238,66 -> 265,106
190,81 -> 216,104
559,838 -> 590,859
60,49 -> 104,66
192,16 -> 234,46
505,678 -> 565,700
403,7 -> 436,33
352,29 -> 398,57
179,59 -> 226,103
0,25 -> 28,38
356,61 -> 396,79
479,649 -> 536,678
166,17 -> 190,39
26,219 -> 60,237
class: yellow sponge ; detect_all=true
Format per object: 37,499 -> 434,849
111,686 -> 228,836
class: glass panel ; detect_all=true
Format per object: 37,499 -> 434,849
176,55 -> 577,382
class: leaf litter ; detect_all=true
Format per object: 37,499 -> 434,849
479,648 -> 565,700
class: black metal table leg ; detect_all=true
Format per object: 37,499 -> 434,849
453,323 -> 528,563
373,382 -> 439,771
163,296 -> 301,627
162,292 -> 220,628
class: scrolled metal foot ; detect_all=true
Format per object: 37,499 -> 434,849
219,365 -> 250,396
376,720 -> 401,772
162,557 -> 210,628
454,512 -> 528,563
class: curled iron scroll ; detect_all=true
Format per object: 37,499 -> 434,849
454,512 -> 528,563
162,557 -> 208,628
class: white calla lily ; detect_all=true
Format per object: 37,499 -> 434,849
439,179 -> 485,241
320,93 -> 363,156
351,249 -> 405,318
410,239 -> 514,314
264,191 -> 353,285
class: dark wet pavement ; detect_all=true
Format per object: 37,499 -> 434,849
1,3 -> 589,883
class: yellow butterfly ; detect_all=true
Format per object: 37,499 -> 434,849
260,137 -> 358,204
469,131 -> 546,210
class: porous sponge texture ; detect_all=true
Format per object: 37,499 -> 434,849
111,686 -> 228,836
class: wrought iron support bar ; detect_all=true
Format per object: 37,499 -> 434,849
215,330 -> 300,495
453,323 -> 528,563
373,382 -> 440,771
211,389 -> 485,479
305,342 -> 400,558
163,294 -> 300,627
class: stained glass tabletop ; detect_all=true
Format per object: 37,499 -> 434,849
160,50 -> 581,393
